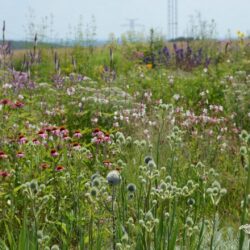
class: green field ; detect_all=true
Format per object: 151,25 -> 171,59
0,34 -> 250,249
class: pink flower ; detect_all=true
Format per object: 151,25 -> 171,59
0,171 -> 11,178
0,151 -> 8,159
73,130 -> 82,138
51,149 -> 59,157
18,135 -> 27,144
40,163 -> 49,170
38,130 -> 47,139
32,139 -> 41,145
16,151 -> 25,158
55,165 -> 64,171
72,143 -> 81,150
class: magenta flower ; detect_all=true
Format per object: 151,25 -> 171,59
51,149 -> 59,157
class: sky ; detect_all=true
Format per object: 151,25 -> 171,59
0,0 -> 249,41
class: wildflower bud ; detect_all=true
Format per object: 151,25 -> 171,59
127,183 -> 136,192
165,176 -> 172,183
206,188 -> 213,195
145,211 -> 154,221
186,217 -> 194,227
220,188 -> 227,195
37,230 -> 43,239
212,187 -> 219,196
90,187 -> 97,196
121,233 -> 129,243
152,200 -> 157,205
144,156 -> 152,164
51,245 -> 60,250
147,160 -> 156,169
164,212 -> 170,218
187,198 -> 195,206
92,178 -> 101,187
139,220 -> 144,225
240,146 -> 248,155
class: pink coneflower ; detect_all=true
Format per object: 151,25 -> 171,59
0,170 -> 11,178
12,101 -> 24,109
104,133 -> 111,143
0,99 -> 12,106
55,165 -> 64,171
73,130 -> 82,138
72,142 -> 81,150
38,130 -> 47,139
32,138 -> 41,145
16,151 -> 25,158
87,152 -> 93,159
40,163 -> 49,170
0,151 -> 8,159
103,160 -> 112,168
92,128 -> 101,136
62,134 -> 70,141
50,149 -> 59,157
18,135 -> 27,144
59,126 -> 69,136
51,127 -> 60,136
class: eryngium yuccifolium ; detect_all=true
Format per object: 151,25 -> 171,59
107,170 -> 121,185
51,245 -> 60,250
92,178 -> 101,187
187,198 -> 195,206
90,187 -> 98,197
147,160 -> 156,169
240,146 -> 248,155
91,173 -> 99,181
144,156 -> 152,164
127,183 -> 136,192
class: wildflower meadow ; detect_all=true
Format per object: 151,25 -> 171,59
0,23 -> 250,250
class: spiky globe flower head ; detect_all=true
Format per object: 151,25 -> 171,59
51,245 -> 60,250
187,198 -> 195,206
107,170 -> 121,185
92,178 -> 101,187
90,187 -> 98,197
239,224 -> 250,235
127,183 -> 136,192
147,160 -> 156,169
144,156 -> 152,164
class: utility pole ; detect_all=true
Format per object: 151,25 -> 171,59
167,0 -> 178,40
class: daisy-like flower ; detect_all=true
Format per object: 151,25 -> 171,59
18,135 -> 27,144
51,149 -> 59,157
38,130 -> 47,139
0,170 -> 11,178
32,138 -> 41,145
51,127 -> 60,136
59,126 -> 69,136
73,130 -> 82,138
72,142 -> 81,150
0,151 -> 8,159
103,159 -> 112,168
55,165 -> 64,171
13,101 -> 24,109
16,151 -> 25,158
0,99 -> 12,106
40,163 -> 49,170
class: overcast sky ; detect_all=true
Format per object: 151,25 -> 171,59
1,0 -> 249,40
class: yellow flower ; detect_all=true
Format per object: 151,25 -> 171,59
146,63 -> 153,69
237,30 -> 245,39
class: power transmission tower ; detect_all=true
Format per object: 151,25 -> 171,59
167,0 -> 178,40
121,18 -> 144,33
